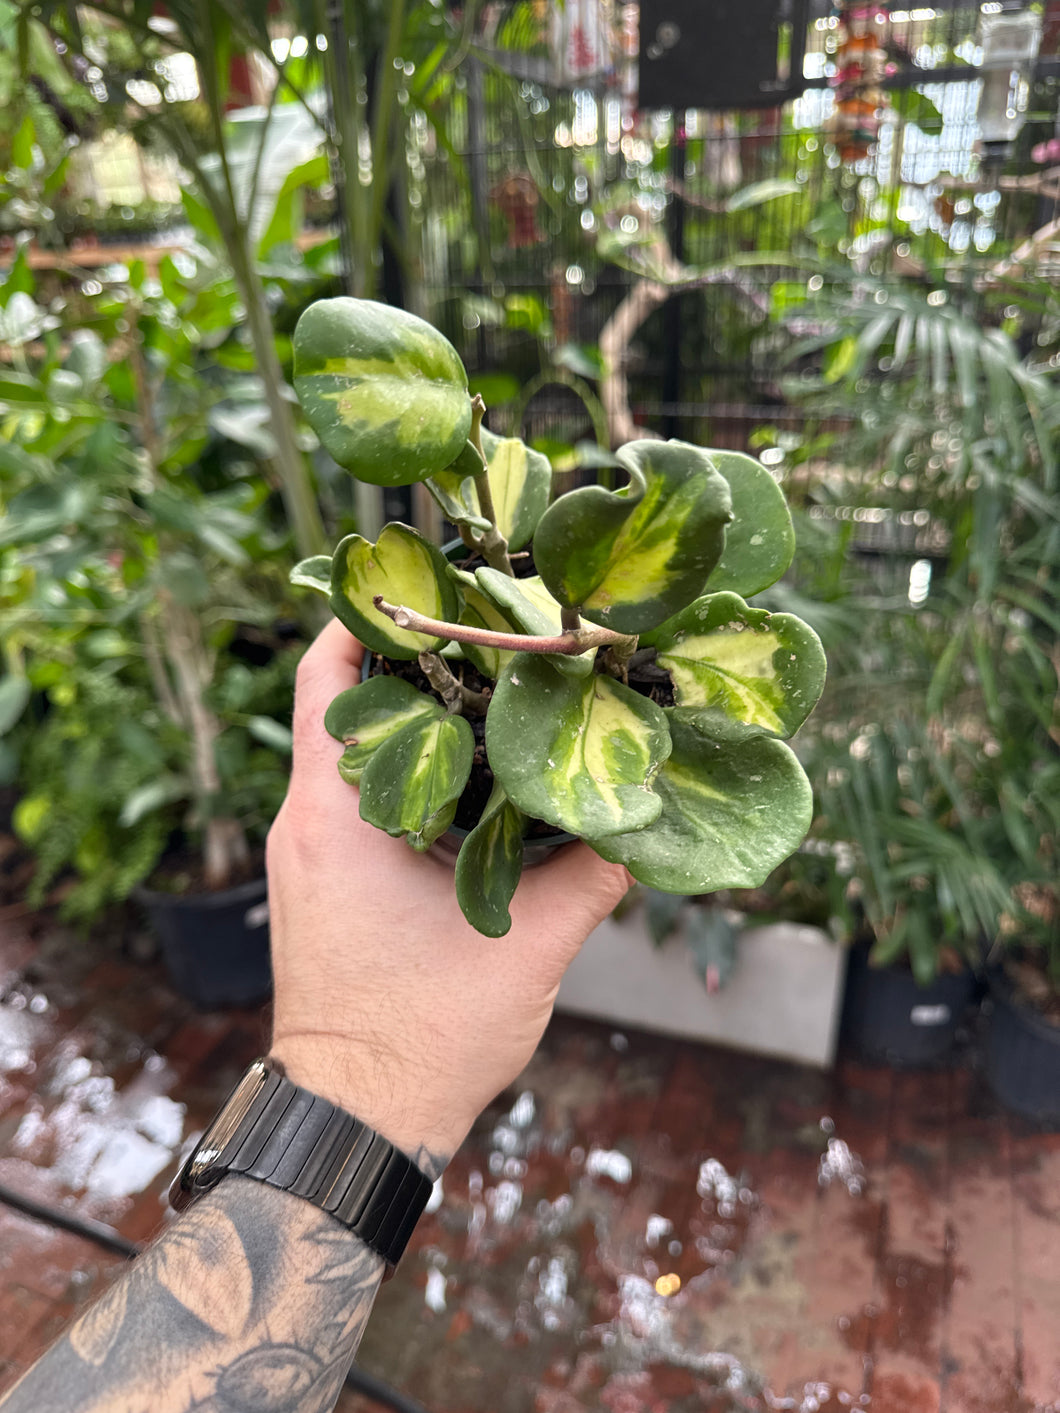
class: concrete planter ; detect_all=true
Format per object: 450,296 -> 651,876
556,913 -> 846,1068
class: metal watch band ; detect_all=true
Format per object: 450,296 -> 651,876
178,1064 -> 433,1269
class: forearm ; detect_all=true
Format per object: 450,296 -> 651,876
0,1178 -> 385,1413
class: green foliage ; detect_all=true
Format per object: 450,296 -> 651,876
292,298 -> 826,935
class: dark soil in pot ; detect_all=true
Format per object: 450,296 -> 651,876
840,939 -> 977,1067
984,960 -> 1060,1127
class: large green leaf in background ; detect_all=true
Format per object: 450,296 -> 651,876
643,591 -> 826,741
427,430 -> 552,551
330,524 -> 458,659
588,718 -> 813,892
487,654 -> 671,838
702,451 -> 795,598
294,298 -> 472,485
455,783 -> 526,937
325,677 -> 444,784
533,439 -> 732,633
359,712 -> 475,851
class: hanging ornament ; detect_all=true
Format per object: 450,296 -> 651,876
550,0 -> 615,85
829,4 -> 890,164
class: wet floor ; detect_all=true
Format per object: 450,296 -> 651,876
0,919 -> 1058,1413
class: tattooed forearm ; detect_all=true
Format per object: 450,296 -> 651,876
0,1177 -> 391,1413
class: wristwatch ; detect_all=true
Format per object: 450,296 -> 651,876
169,1058 -> 433,1269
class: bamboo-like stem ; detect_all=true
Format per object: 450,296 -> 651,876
376,597 -> 635,657
418,652 -> 490,716
366,0 -> 409,299
140,612 -> 182,727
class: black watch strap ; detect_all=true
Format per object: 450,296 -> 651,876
171,1061 -> 433,1269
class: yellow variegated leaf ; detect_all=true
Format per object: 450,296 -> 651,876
359,713 -> 475,850
330,524 -> 459,660
325,677 -> 444,783
487,654 -> 671,837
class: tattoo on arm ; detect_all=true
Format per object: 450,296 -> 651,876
0,1160 -> 443,1413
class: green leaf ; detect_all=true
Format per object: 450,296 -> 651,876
325,676 -> 443,784
454,783 -> 525,937
257,153 -> 330,258
118,776 -> 187,828
588,719 -> 813,893
473,569 -> 595,678
685,907 -> 739,991
890,87 -> 944,136
702,451 -> 796,597
11,113 -> 34,170
480,429 -> 552,551
293,298 -> 472,486
724,177 -> 801,211
487,654 -> 671,838
643,591 -> 826,740
0,676 -> 31,736
64,330 -> 107,393
359,713 -> 475,851
447,567 -> 517,680
533,439 -> 732,634
330,524 -> 459,660
246,716 -> 293,753
290,554 -> 332,595
643,887 -> 686,944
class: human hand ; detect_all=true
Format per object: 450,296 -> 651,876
266,620 -> 631,1169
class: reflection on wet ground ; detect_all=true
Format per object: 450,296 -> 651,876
0,922 -> 1058,1413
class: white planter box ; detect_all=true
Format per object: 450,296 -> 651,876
556,913 -> 847,1068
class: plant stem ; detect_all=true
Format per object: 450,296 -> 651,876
560,607 -> 582,633
468,395 -> 514,575
375,597 -> 636,657
418,652 -> 490,716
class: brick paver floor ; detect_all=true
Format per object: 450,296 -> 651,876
0,919 -> 1057,1412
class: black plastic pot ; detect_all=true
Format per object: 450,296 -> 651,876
984,969 -> 1060,1127
840,942 -> 977,1067
137,876 -> 272,1010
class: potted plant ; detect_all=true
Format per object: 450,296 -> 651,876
0,263 -> 300,1005
287,297 -> 827,935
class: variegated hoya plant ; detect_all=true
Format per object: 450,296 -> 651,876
290,298 -> 827,937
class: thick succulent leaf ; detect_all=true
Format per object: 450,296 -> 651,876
325,677 -> 443,784
426,431 -> 551,550
487,654 -> 671,838
685,907 -> 739,992
330,524 -> 459,660
293,297 -> 472,486
643,591 -> 826,740
289,554 -> 332,595
532,439 -> 732,634
703,451 -> 795,597
480,429 -> 552,550
359,713 -> 475,850
425,462 -> 492,536
454,782 -> 525,937
447,567 -> 516,680
474,569 -> 594,679
588,719 -> 813,892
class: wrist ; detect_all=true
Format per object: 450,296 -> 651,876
269,1035 -> 462,1178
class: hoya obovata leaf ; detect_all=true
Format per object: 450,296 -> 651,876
427,431 -> 551,551
359,712 -> 475,851
289,554 -> 332,595
454,782 -> 525,937
487,653 -> 671,838
702,451 -> 796,597
588,718 -> 813,893
473,569 -> 595,678
447,566 -> 517,681
325,677 -> 443,784
293,297 -> 472,486
643,591 -> 826,741
330,523 -> 458,660
532,438 -> 733,634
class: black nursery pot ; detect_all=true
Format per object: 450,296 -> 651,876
137,876 -> 272,1010
841,941 -> 977,1067
984,969 -> 1060,1127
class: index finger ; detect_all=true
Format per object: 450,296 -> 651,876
291,618 -> 364,778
